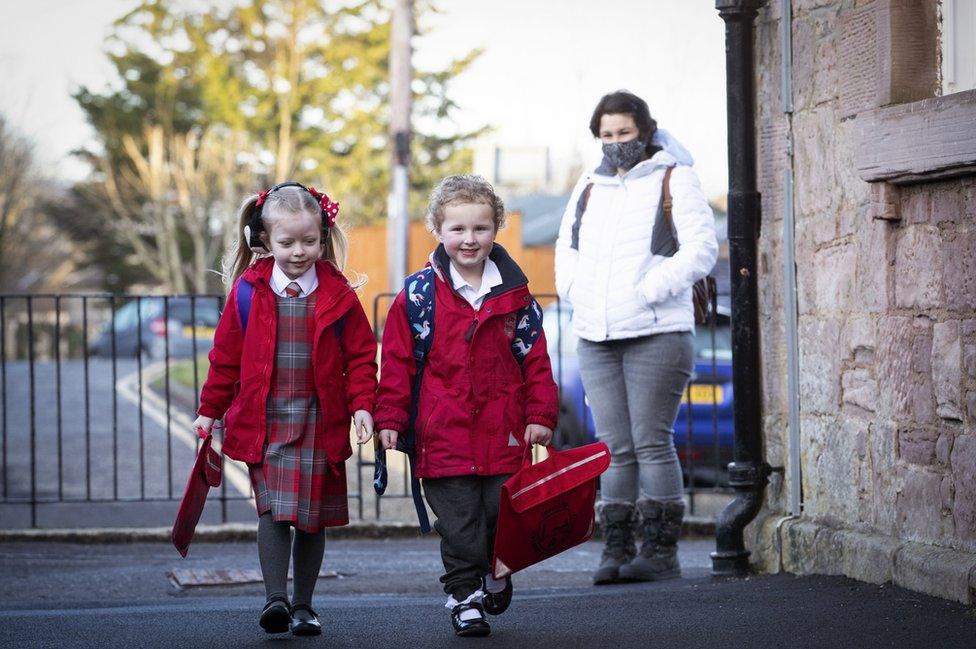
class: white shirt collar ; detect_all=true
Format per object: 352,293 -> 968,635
449,258 -> 502,309
270,262 -> 319,297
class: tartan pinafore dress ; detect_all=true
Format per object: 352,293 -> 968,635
248,287 -> 349,532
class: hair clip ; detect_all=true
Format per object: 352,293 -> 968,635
308,186 -> 340,227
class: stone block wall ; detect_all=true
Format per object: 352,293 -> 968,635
747,0 -> 976,602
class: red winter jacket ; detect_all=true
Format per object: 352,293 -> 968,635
198,258 -> 377,464
374,244 -> 559,479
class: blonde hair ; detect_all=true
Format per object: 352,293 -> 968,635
222,185 -> 355,290
425,174 -> 506,234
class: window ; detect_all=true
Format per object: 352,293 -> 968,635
942,0 -> 976,94
851,2 -> 976,185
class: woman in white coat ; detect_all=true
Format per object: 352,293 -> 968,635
555,91 -> 717,585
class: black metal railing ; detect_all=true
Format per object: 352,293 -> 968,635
0,294 -> 237,528
0,291 -> 732,529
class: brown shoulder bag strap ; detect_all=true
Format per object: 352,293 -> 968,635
661,165 -> 675,230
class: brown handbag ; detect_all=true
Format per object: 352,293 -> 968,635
660,166 -> 717,325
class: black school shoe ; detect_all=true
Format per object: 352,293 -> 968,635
259,596 -> 291,634
451,602 -> 491,637
291,604 -> 322,636
482,576 -> 513,616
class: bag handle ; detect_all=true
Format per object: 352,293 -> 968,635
661,165 -> 675,232
521,443 -> 554,467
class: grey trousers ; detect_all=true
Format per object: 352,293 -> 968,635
423,474 -> 509,600
577,331 -> 694,504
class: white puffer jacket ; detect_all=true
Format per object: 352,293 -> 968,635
554,148 -> 718,342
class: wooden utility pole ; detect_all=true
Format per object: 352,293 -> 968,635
387,0 -> 413,291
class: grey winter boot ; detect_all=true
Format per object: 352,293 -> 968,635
592,502 -> 637,585
618,498 -> 684,582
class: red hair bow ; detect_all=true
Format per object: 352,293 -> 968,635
255,189 -> 270,207
307,186 -> 340,227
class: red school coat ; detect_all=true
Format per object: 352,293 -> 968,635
374,244 -> 559,479
197,258 -> 377,465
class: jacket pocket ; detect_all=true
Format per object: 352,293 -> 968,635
415,395 -> 440,465
567,279 -> 580,308
417,394 -> 439,436
223,394 -> 241,440
493,386 -> 525,453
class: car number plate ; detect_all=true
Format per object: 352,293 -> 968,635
683,384 -> 723,404
183,325 -> 216,339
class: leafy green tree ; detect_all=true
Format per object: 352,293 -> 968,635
71,0 -> 484,292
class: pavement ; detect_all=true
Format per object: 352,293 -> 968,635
2,535 -> 975,649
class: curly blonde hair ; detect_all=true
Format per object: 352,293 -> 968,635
425,175 -> 506,234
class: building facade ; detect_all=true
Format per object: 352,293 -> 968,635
748,0 -> 976,603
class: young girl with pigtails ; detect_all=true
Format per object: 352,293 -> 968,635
192,182 -> 377,636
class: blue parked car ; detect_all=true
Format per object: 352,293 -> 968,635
543,303 -> 734,486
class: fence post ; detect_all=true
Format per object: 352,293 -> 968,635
27,297 -> 37,528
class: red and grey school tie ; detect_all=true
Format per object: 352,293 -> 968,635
285,281 -> 301,298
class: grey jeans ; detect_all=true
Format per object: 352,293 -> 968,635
577,332 -> 694,504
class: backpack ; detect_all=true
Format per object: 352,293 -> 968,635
573,166 -> 717,325
375,266 -> 544,533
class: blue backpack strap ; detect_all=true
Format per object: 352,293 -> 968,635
236,278 -> 254,332
372,437 -> 389,496
511,297 -> 544,363
333,314 -> 346,339
397,267 -> 436,533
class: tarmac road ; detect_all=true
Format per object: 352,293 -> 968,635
1,537 -> 975,649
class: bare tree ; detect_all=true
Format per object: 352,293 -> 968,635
87,125 -> 253,293
0,117 -> 81,292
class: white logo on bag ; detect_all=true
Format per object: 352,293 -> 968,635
508,432 -> 519,447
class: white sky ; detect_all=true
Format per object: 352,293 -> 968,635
0,0 -> 729,198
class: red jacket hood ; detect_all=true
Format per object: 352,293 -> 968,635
425,242 -> 531,314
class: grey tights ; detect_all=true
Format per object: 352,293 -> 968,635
257,512 -> 325,607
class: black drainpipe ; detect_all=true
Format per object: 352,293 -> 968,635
711,0 -> 772,577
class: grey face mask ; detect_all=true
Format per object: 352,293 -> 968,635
602,138 -> 647,170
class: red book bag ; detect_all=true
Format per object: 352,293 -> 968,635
171,433 -> 222,557
492,441 -> 610,579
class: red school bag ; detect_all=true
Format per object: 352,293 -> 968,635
492,441 -> 611,579
172,433 -> 222,557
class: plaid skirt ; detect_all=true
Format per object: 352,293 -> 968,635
249,291 -> 349,532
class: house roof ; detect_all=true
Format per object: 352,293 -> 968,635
508,192 -> 571,247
